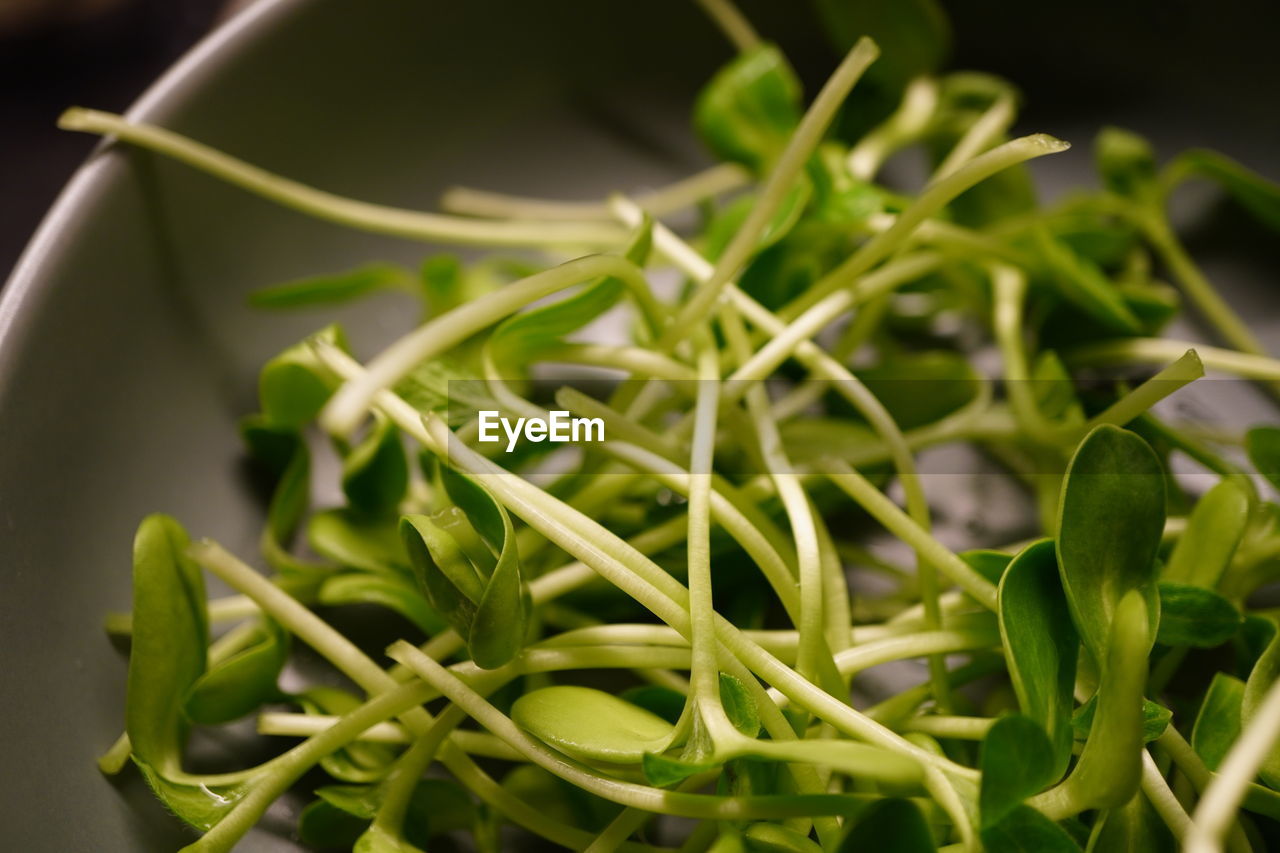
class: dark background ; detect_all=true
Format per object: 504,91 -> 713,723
2,0 -> 1280,279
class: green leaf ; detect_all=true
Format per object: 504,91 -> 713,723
1095,127 -> 1158,201
258,324 -> 348,429
248,263 -> 411,309
839,798 -> 936,852
981,804 -> 1082,853
997,540 -> 1078,780
298,797 -> 371,850
719,673 -> 762,738
1087,791 -> 1176,853
703,180 -> 813,268
127,515 -> 207,772
980,715 -> 1059,830
1071,697 -> 1171,744
1056,425 -> 1165,663
814,0 -> 949,136
316,784 -> 381,819
500,765 -> 621,832
1162,478 -> 1250,588
1172,149 -> 1280,232
1031,351 -> 1085,427
1192,672 -> 1245,771
1247,426 -> 1280,492
342,412 -> 409,516
489,216 -> 653,362
962,549 -> 1014,585
1033,228 -> 1143,335
301,689 -> 398,783
694,45 -> 802,170
743,822 -> 822,853
512,685 -> 675,764
619,685 -> 687,725
184,618 -> 289,724
849,351 -> 984,431
401,468 -> 527,668
309,509 -> 408,576
1243,616 -> 1280,786
643,750 -> 721,787
1067,590 -> 1152,810
1155,582 -> 1242,648
317,572 -> 446,635
132,761 -> 252,832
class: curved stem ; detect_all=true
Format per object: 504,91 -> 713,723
58,108 -> 627,248
321,253 -> 660,435
439,162 -> 748,221
661,38 -> 880,347
1186,678 -> 1280,853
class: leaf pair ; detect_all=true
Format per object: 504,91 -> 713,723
401,467 -> 528,669
126,516 -> 278,828
980,716 -> 1078,852
486,213 -> 655,367
694,45 -> 803,172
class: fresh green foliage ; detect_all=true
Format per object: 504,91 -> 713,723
1171,149 -> 1280,231
1161,478 -> 1249,588
401,468 -> 527,669
85,3 -> 1280,850
1154,582 -> 1241,648
980,715 -> 1059,829
838,797 -> 936,852
997,540 -> 1078,777
694,45 -> 802,170
1056,425 -> 1165,663
1247,425 -> 1280,491
511,685 -> 676,764
184,618 -> 289,724
248,263 -> 413,309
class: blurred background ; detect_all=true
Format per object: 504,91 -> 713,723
2,0 -> 1279,281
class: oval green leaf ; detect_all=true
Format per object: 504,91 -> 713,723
512,685 -> 675,764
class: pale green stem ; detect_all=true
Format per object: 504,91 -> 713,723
901,716 -> 995,740
932,93 -> 1016,180
389,642 -> 865,819
1140,213 -> 1276,377
619,197 -> 959,702
257,713 -> 523,759
182,681 -> 432,853
361,705 -> 466,847
58,108 -> 628,247
1186,678 -> 1280,853
661,37 -> 880,347
847,76 -> 939,180
187,539 -> 627,851
1085,349 -> 1205,429
694,0 -> 762,52
322,253 -> 661,435
1067,338 -> 1280,382
718,303 -> 829,686
820,459 -> 998,609
440,161 -> 748,221
313,342 -> 977,782
538,343 -> 698,381
784,133 -> 1070,317
990,262 -> 1057,442
1141,749 -> 1195,845
687,338 -> 737,741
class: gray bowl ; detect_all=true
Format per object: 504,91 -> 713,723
2,0 -> 1277,849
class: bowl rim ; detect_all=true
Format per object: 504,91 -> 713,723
0,0 -> 301,395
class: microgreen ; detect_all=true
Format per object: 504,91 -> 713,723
74,1 -> 1280,850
